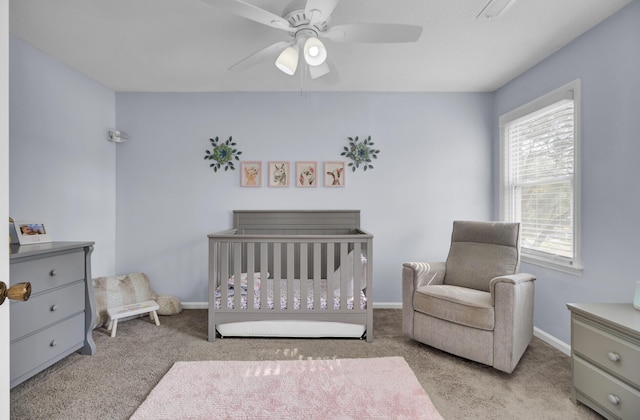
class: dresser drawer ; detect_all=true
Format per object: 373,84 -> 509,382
10,281 -> 85,340
574,356 -> 640,420
573,318 -> 640,387
10,314 -> 85,383
11,250 -> 85,294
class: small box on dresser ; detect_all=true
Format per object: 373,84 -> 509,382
567,302 -> 640,420
9,241 -> 95,388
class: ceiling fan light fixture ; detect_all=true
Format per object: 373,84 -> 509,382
303,37 -> 327,66
275,45 -> 299,75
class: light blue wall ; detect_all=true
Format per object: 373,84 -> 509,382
9,37 -> 117,277
494,1 -> 640,343
114,92 -> 493,303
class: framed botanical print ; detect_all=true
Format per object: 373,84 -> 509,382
296,161 -> 318,188
324,161 -> 345,187
240,161 -> 262,187
268,161 -> 290,187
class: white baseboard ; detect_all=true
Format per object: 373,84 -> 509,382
180,301 -> 571,355
534,327 -> 570,356
373,302 -> 402,309
181,301 -> 208,309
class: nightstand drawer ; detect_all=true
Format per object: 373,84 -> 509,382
10,281 -> 85,340
11,250 -> 85,294
574,356 -> 640,420
10,314 -> 84,384
573,318 -> 640,387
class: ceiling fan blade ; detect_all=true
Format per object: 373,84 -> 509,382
322,23 -> 422,43
228,40 -> 293,71
305,0 -> 340,26
200,0 -> 292,32
309,61 -> 331,79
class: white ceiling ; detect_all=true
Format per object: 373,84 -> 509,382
9,0 -> 633,92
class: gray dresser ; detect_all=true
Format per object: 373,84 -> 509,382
567,302 -> 640,419
10,241 -> 96,388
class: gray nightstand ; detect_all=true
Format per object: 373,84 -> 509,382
567,302 -> 640,419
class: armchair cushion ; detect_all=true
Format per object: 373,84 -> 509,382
444,221 -> 520,292
414,285 -> 494,330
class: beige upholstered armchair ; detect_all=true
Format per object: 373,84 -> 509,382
402,221 -> 536,373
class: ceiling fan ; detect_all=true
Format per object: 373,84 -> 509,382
201,0 -> 423,80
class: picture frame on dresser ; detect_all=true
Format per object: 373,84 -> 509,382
13,221 -> 52,245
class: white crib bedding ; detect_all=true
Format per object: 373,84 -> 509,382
214,278 -> 367,311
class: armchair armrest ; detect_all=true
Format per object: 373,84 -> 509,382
490,272 -> 536,373
489,273 -> 536,304
402,262 -> 446,338
402,262 -> 446,289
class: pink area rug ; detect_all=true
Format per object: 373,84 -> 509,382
131,356 -> 442,419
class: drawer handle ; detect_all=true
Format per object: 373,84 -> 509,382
607,394 -> 620,405
49,269 -> 57,277
50,340 -> 57,347
50,304 -> 58,312
607,352 -> 621,362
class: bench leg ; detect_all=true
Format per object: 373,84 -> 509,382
151,310 -> 160,326
110,319 -> 118,337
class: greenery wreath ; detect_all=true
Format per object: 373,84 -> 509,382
341,135 -> 380,172
204,136 -> 242,172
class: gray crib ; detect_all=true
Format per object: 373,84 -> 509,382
208,210 -> 374,342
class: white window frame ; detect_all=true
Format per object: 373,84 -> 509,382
499,80 -> 582,275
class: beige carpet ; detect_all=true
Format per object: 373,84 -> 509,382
131,357 -> 442,419
10,309 -> 602,419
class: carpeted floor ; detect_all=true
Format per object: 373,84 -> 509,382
10,309 -> 602,420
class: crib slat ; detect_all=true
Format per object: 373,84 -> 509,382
340,242 -> 348,311
260,242 -> 268,311
246,242 -> 255,308
287,242 -> 294,311
353,242 -> 362,310
313,242 -> 321,310
220,243 -> 230,304
233,242 -> 242,311
273,242 -> 281,310
326,242 -> 334,312
299,243 -> 308,310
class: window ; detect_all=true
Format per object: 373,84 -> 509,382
499,80 -> 582,274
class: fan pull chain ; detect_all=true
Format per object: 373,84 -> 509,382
299,61 -> 308,99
